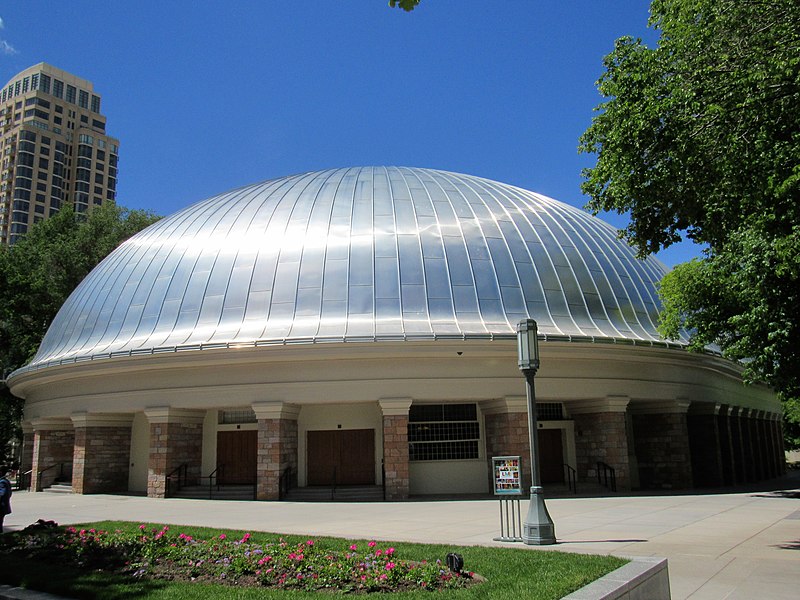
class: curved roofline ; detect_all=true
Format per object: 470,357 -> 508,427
9,332 -> 692,381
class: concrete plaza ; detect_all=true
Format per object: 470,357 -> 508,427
3,473 -> 799,599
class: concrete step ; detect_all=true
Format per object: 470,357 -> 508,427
44,483 -> 74,494
171,485 -> 255,501
284,485 -> 384,502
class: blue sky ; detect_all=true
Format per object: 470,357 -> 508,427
1,1 -> 702,267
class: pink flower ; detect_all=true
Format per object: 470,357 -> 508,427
375,549 -> 382,556
218,534 -> 226,540
386,547 -> 395,555
139,524 -> 146,530
306,539 -> 314,546
368,541 -> 376,548
385,561 -> 395,570
349,544 -> 358,551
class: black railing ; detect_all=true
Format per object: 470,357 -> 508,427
14,470 -> 32,491
165,463 -> 188,498
279,466 -> 292,500
206,465 -> 224,499
564,463 -> 578,494
36,462 -> 71,492
597,461 -> 617,492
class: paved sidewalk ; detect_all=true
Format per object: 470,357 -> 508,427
3,475 -> 799,599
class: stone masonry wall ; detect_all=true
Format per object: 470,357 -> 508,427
572,412 -> 630,491
633,412 -> 693,490
72,426 -> 132,494
147,422 -> 203,498
688,414 -> 723,488
31,429 -> 75,491
484,412 -> 531,491
256,417 -> 298,500
383,415 -> 410,501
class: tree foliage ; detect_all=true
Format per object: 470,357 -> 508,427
388,0 -> 420,12
0,204 -> 160,463
579,0 -> 800,429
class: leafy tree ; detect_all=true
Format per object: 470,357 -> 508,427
578,0 -> 800,441
0,204 -> 160,464
389,0 -> 420,12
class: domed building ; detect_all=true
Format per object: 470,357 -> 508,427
9,167 -> 783,500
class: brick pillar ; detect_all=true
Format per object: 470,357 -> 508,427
253,402 -> 300,501
144,408 -> 205,498
755,411 -> 772,480
30,418 -> 74,492
730,407 -> 746,483
688,402 -> 724,488
483,397 -> 532,492
570,397 -> 631,491
717,405 -> 736,485
20,422 -> 34,489
741,409 -> 757,482
379,398 -> 412,501
631,400 -> 693,490
774,415 -> 786,476
71,413 -> 134,494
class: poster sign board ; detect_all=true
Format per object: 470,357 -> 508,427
492,455 -> 522,495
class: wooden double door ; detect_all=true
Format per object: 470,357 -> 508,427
538,428 -> 565,484
307,429 -> 375,486
216,430 -> 257,485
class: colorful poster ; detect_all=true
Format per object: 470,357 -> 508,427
492,456 -> 522,495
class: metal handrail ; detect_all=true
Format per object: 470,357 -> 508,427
279,466 -> 292,500
563,463 -> 578,494
36,462 -> 69,492
206,464 -> 224,499
15,469 -> 32,491
596,461 -> 617,492
165,463 -> 188,498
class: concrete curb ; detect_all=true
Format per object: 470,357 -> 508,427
0,586 -> 67,600
563,556 -> 670,600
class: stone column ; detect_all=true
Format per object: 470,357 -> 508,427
30,418 -> 74,492
772,413 -> 786,476
483,397 -> 532,491
20,422 -> 34,489
729,407 -> 746,483
688,402 -> 724,488
631,399 -> 693,490
570,397 -> 631,491
253,402 -> 300,501
379,398 -> 412,501
717,405 -> 736,485
71,413 -> 134,494
740,408 -> 756,482
144,408 -> 205,498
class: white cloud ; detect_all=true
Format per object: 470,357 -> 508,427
0,17 -> 5,29
1,40 -> 15,55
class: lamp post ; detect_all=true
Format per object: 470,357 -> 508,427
517,319 -> 556,545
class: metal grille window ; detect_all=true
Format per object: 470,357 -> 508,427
219,409 -> 257,424
408,403 -> 480,461
537,403 -> 565,420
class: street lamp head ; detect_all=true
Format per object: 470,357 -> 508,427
517,319 -> 540,373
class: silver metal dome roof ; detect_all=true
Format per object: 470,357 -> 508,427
25,167 -> 682,371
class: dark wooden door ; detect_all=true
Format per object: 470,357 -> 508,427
307,429 -> 375,486
538,428 -> 565,484
216,430 -> 257,485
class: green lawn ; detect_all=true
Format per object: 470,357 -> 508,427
0,521 -> 627,599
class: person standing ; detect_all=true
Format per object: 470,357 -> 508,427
0,467 -> 12,533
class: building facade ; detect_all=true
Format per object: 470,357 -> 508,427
0,63 -> 119,245
8,167 -> 784,500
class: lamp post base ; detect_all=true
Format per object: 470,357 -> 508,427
522,486 -> 556,545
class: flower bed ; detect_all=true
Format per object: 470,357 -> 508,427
1,521 -> 480,594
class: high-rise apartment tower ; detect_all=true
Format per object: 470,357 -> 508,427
0,63 -> 119,245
